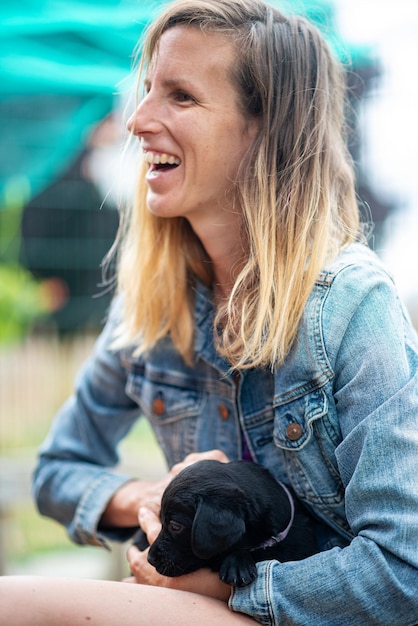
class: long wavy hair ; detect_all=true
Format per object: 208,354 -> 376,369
114,0 -> 362,369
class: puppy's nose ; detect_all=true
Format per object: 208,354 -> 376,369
147,544 -> 159,568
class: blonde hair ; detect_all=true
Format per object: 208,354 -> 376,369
115,0 -> 361,369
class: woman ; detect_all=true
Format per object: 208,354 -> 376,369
1,0 -> 418,624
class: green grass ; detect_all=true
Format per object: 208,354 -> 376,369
3,417 -> 166,572
8,504 -> 74,562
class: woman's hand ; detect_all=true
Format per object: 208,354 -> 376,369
101,449 -> 229,528
100,477 -> 171,528
125,507 -> 232,603
170,448 -> 229,476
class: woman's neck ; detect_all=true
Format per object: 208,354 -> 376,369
187,211 -> 246,301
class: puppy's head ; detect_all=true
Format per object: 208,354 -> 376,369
147,461 -> 247,577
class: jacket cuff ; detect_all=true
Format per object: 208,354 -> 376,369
70,472 -> 137,547
229,560 -> 275,626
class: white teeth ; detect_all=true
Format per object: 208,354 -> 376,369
143,151 -> 180,166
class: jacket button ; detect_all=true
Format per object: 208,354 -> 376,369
286,423 -> 303,441
218,404 -> 229,420
152,397 -> 165,416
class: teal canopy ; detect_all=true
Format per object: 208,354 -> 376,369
0,0 -> 374,209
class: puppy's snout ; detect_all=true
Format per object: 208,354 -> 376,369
147,540 -> 181,577
147,542 -> 160,568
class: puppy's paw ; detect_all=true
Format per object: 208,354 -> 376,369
219,552 -> 257,587
131,528 -> 149,551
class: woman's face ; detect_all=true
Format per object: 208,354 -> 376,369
128,26 -> 259,227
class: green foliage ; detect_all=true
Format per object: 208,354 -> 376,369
0,264 -> 48,343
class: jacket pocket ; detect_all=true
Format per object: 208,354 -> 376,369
127,370 -> 205,422
273,387 -> 352,538
126,369 -> 205,466
273,387 -> 330,450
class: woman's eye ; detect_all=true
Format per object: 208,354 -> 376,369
174,91 -> 194,104
168,520 -> 184,534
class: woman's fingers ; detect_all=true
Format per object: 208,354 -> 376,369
138,506 -> 161,543
170,449 -> 229,476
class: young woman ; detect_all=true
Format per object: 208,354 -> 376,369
1,0 -> 417,624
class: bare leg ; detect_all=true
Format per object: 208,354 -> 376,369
0,576 -> 257,626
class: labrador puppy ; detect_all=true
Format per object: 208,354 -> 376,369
133,459 -> 318,587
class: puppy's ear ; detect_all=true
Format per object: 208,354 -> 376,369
191,495 -> 246,560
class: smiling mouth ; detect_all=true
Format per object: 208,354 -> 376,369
143,150 -> 181,171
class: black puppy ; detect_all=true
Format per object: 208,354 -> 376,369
133,459 -> 318,587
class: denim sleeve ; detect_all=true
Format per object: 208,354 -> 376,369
32,298 -> 144,546
230,272 -> 418,625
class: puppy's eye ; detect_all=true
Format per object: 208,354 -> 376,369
168,520 -> 184,535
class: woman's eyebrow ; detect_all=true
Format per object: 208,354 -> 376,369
163,76 -> 199,90
144,72 -> 199,90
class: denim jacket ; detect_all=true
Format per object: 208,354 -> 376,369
33,243 -> 418,625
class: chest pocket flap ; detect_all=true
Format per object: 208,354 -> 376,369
273,387 -> 328,450
123,351 -> 206,425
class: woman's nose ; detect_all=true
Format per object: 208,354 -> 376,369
126,110 -> 134,133
126,95 -> 160,138
126,107 -> 141,136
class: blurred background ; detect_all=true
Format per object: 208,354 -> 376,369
1,0 -> 417,580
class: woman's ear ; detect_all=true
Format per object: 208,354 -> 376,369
191,492 -> 246,559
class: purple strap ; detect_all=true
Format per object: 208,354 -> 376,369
240,434 -> 295,547
254,481 -> 295,549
